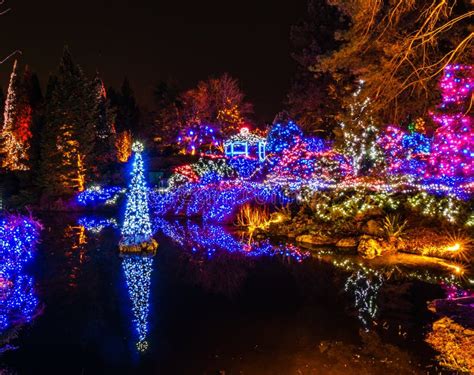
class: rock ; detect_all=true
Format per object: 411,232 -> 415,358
336,237 -> 358,247
354,207 -> 384,222
357,237 -> 384,259
296,234 -> 335,245
362,219 -> 384,236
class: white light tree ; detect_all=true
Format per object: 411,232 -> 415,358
119,141 -> 157,253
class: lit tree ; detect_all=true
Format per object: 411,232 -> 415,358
39,47 -> 96,195
115,130 -> 132,162
0,60 -> 31,170
338,81 -> 384,176
120,141 -> 156,252
427,65 -> 473,178
178,73 -> 253,153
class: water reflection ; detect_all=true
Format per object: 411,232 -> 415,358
0,216 -> 40,351
64,224 -> 89,288
121,255 -> 153,352
0,273 -> 38,336
153,217 -> 309,262
78,216 -> 118,235
344,270 -> 383,330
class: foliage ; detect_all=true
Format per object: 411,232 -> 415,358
115,130 -> 132,163
382,214 -> 407,240
315,0 -> 473,124
0,61 -> 35,171
336,80 -> 385,176
266,120 -> 303,154
177,73 -> 253,153
38,47 -> 97,195
235,203 -> 270,230
427,65 -> 473,178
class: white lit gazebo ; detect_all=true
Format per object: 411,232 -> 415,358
224,128 -> 266,162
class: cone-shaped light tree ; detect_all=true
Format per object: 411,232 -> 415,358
119,141 -> 157,252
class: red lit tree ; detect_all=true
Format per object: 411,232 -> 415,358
0,60 -> 34,171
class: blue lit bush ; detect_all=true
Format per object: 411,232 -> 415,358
0,214 -> 41,341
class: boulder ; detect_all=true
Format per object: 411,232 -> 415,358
357,237 -> 384,259
362,219 -> 384,236
336,237 -> 358,247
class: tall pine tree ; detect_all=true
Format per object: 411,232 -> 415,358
93,73 -> 116,174
39,47 -> 97,196
0,60 -> 33,171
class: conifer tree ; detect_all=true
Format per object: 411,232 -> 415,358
93,73 -> 116,173
39,47 -> 97,195
0,60 -> 32,171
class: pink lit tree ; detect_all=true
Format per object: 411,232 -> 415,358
427,65 -> 473,178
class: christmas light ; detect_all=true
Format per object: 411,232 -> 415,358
77,185 -> 125,206
153,217 -> 309,262
119,142 -> 157,253
427,65 -> 473,178
224,127 -> 266,161
0,214 -> 40,335
266,120 -> 303,154
78,216 -> 118,234
0,60 -> 31,171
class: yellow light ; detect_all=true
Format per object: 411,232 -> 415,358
445,243 -> 461,252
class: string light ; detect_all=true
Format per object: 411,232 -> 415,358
119,142 -> 157,252
77,185 -> 125,206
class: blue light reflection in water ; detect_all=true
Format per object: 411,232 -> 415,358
121,255 -> 153,353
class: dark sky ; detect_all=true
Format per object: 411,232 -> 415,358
0,0 -> 308,122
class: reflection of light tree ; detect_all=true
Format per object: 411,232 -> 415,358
345,270 -> 383,330
122,255 -> 153,352
64,224 -> 88,288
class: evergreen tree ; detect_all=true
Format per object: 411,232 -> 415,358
39,47 -> 96,195
110,78 -> 140,136
93,73 -> 116,173
0,60 -> 33,171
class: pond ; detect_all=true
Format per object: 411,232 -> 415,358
0,213 -> 460,374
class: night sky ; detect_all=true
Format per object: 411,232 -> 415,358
0,0 -> 308,122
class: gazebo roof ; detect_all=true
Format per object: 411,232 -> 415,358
224,127 -> 265,146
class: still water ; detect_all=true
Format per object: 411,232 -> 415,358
0,214 -> 452,374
